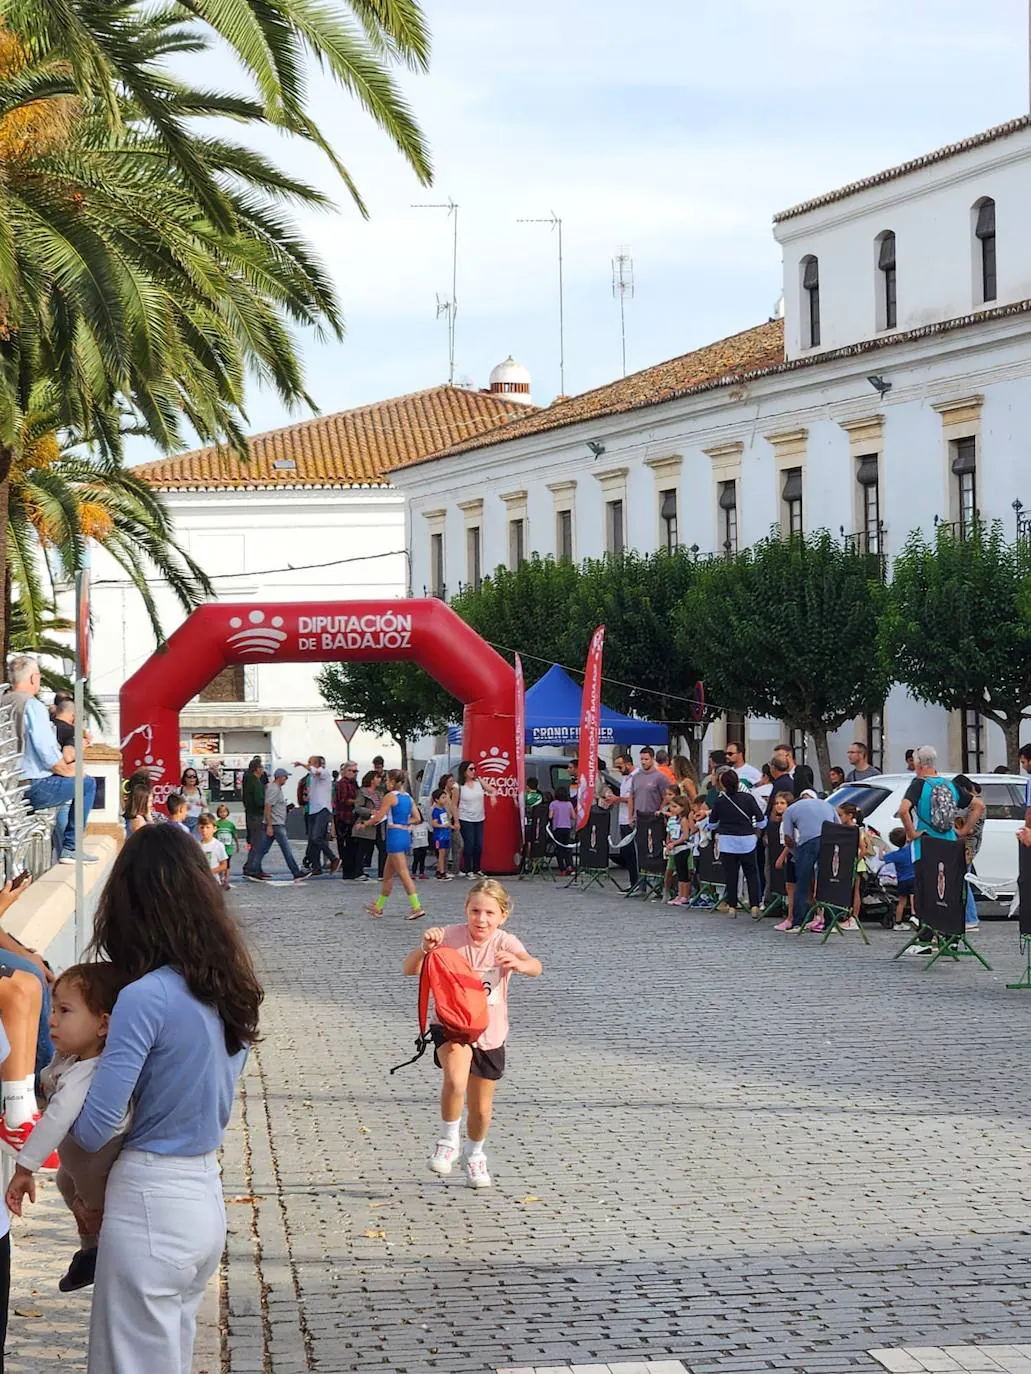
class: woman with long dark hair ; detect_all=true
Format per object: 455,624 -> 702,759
71,825 -> 263,1374
178,767 -> 205,834
456,760 -> 497,877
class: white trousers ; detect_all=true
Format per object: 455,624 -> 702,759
87,1149 -> 225,1374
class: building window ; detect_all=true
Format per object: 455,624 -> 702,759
961,707 -> 984,773
430,531 -> 445,598
200,665 -> 245,703
951,436 -> 977,537
508,518 -> 525,570
864,708 -> 884,773
877,231 -> 897,330
975,198 -> 996,303
719,479 -> 738,555
782,467 -> 803,538
556,509 -> 573,561
801,255 -> 820,347
856,455 -> 880,553
466,526 -> 481,590
789,726 -> 807,765
606,498 -> 625,555
660,489 -> 678,552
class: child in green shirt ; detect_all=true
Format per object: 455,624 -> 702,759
215,804 -> 239,885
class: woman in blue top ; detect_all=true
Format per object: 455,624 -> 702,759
365,769 -> 425,921
72,825 -> 262,1374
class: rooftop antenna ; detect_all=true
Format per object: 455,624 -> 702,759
517,211 -> 565,394
412,198 -> 459,383
612,247 -> 634,378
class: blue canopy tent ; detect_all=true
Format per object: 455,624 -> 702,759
448,663 -> 667,747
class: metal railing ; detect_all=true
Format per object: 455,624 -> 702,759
0,691 -> 60,885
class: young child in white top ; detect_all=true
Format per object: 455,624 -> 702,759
5,963 -> 130,1292
198,813 -> 229,885
401,879 -> 542,1189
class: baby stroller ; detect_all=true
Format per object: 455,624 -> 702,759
858,863 -> 898,929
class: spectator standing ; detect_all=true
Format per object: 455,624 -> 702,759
442,773 -> 463,874
627,746 -> 667,891
333,762 -> 360,878
178,769 -> 205,835
122,776 -> 154,836
706,771 -> 765,917
845,741 -> 880,782
254,769 -> 306,882
897,744 -> 973,955
241,757 -> 267,880
655,749 -> 676,783
604,752 -> 639,892
671,755 -> 700,802
954,774 -> 986,931
298,756 -> 339,876
1021,743 -> 1031,827
71,825 -> 263,1374
828,766 -> 846,791
7,656 -> 96,864
782,790 -> 840,931
351,772 -> 381,882
457,760 -> 497,877
725,740 -> 762,788
905,748 -> 916,772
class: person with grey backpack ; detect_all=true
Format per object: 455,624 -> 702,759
897,745 -> 974,956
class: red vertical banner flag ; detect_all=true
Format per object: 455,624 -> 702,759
575,626 -> 605,830
514,653 -> 526,829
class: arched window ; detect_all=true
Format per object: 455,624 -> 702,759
801,255 -> 820,347
975,198 -> 996,303
876,231 -> 896,330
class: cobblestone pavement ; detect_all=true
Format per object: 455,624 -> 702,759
223,866 -> 1031,1374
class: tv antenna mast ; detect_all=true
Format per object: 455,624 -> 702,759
612,247 -> 634,377
517,211 -> 565,394
413,198 -> 459,383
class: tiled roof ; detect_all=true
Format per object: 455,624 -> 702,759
133,386 -> 533,490
774,114 -> 1031,223
398,296 -> 1031,471
398,321 -> 786,467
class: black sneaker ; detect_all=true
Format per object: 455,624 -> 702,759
59,1247 -> 97,1292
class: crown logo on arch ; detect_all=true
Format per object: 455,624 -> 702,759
227,610 -> 289,657
477,746 -> 511,776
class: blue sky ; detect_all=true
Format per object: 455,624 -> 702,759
164,0 -> 1031,445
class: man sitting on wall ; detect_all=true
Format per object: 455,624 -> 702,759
8,656 -> 96,864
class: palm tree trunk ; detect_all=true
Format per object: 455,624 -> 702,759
0,461 -> 10,673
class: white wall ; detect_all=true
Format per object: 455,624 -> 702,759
397,312 -> 1031,775
774,125 -> 1031,359
88,485 -> 407,773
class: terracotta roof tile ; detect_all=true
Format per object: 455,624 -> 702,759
397,321 -> 786,467
774,114 -> 1031,223
133,386 -> 532,490
398,296 -> 1031,471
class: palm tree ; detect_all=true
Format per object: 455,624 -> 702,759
7,0 -> 432,228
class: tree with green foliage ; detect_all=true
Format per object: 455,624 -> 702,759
566,549 -> 715,762
679,532 -> 891,786
450,556 -> 579,687
316,661 -> 453,771
881,522 -> 1031,770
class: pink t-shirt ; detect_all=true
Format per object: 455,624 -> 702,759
438,924 -> 528,1051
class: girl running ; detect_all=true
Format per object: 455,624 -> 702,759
402,879 -> 541,1188
366,771 -> 426,921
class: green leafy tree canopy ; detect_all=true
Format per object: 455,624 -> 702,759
317,661 -> 453,770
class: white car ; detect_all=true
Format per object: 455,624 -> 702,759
827,772 -> 1028,902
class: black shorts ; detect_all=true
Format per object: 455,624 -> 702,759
894,878 -> 915,897
430,1024 -> 506,1081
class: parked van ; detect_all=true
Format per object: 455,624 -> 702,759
417,753 -> 618,805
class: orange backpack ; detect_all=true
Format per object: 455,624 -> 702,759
390,946 -> 490,1074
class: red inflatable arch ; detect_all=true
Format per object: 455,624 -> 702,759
119,598 -> 522,874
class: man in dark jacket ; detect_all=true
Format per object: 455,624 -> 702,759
242,756 -> 268,879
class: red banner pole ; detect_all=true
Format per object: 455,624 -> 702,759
575,626 -> 605,830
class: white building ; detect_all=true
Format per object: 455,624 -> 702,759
89,382 -> 531,783
393,115 -> 1031,776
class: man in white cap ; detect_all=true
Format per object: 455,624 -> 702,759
246,768 -> 309,883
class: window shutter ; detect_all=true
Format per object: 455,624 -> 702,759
856,455 -> 879,486
718,481 -> 737,511
802,257 -> 819,289
975,200 -> 996,239
781,468 -> 803,502
877,233 -> 896,270
951,437 -> 976,475
660,489 -> 677,521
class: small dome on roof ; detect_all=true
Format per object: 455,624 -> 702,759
488,356 -> 533,405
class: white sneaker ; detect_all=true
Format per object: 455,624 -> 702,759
465,1154 -> 492,1188
429,1140 -> 458,1175
904,943 -> 934,956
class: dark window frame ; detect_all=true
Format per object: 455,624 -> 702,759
961,706 -> 984,774
659,488 -> 678,553
606,498 -> 625,555
430,531 -> 445,599
976,198 -> 997,303
719,479 -> 738,555
802,255 -> 820,347
466,525 -> 481,590
508,517 -> 526,569
556,508 -> 573,561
